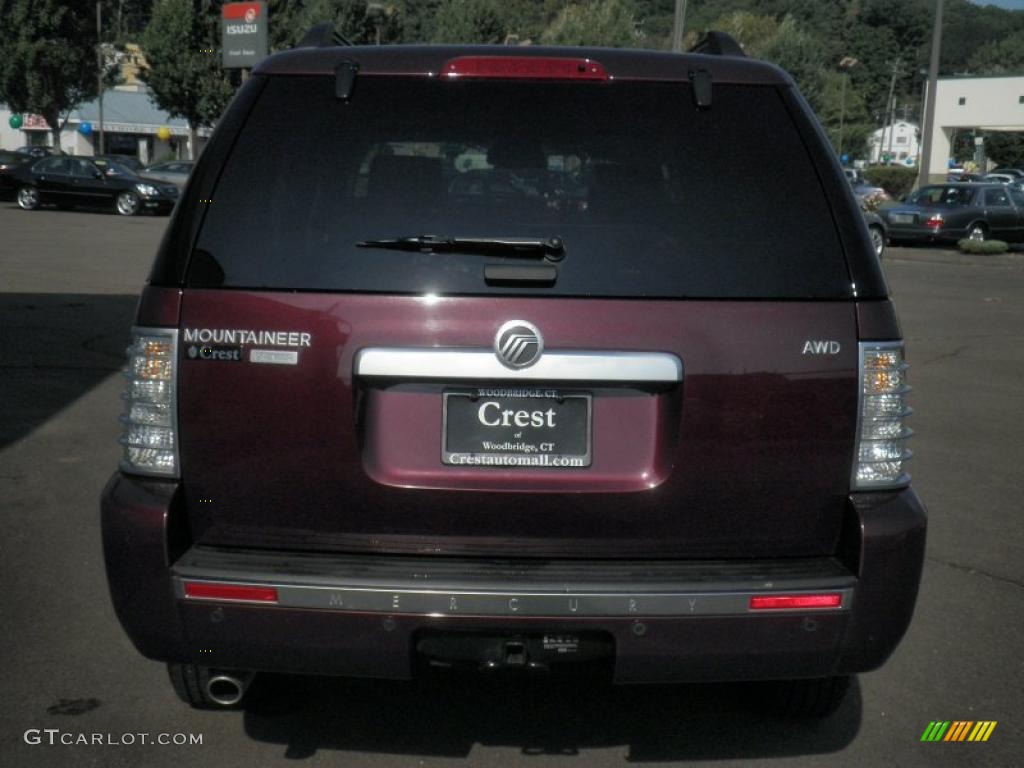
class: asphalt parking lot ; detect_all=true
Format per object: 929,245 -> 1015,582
0,205 -> 1021,767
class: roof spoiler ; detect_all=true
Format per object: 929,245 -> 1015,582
688,31 -> 746,58
296,22 -> 353,48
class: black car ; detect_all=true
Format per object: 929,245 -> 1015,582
15,146 -> 62,158
95,154 -> 145,173
0,150 -> 32,197
10,155 -> 178,216
883,183 -> 1024,243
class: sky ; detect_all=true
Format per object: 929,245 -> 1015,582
970,0 -> 1024,9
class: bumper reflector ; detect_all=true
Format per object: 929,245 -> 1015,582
749,593 -> 843,610
184,582 -> 279,604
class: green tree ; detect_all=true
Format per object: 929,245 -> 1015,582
540,0 -> 640,47
430,0 -> 505,44
141,0 -> 234,159
983,132 -> 1024,167
708,11 -> 779,57
968,35 -> 1024,75
0,0 -> 105,149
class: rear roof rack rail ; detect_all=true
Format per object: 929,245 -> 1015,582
297,22 -> 353,48
688,31 -> 746,58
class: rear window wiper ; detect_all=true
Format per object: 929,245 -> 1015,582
356,235 -> 565,260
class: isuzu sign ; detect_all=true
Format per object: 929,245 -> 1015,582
222,2 -> 267,69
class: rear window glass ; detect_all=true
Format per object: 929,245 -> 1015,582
911,186 -> 976,206
193,76 -> 849,298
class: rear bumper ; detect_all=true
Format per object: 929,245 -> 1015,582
885,225 -> 967,242
101,473 -> 926,683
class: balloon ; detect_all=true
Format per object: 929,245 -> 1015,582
157,126 -> 171,141
78,121 -> 92,136
8,114 -> 23,129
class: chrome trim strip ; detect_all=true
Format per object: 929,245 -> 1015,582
174,578 -> 852,617
355,348 -> 683,383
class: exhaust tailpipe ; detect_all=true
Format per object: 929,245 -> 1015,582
205,671 -> 253,707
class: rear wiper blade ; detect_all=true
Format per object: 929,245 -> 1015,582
356,234 -> 565,260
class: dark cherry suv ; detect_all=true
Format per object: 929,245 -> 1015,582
102,35 -> 926,717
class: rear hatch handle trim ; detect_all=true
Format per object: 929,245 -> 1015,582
355,348 -> 683,383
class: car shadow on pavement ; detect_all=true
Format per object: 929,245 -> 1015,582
242,672 -> 861,760
0,293 -> 137,450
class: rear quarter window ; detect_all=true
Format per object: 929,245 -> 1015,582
191,76 -> 851,299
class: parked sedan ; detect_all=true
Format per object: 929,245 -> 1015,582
10,155 -> 178,216
882,183 -> 1024,243
0,150 -> 32,197
15,146 -> 62,159
991,167 -> 1023,179
95,154 -> 144,173
863,209 -> 888,258
140,160 -> 193,190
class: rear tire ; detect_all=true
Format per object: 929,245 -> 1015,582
115,190 -> 140,216
16,185 -> 39,210
868,225 -> 886,259
967,222 -> 987,242
759,675 -> 851,718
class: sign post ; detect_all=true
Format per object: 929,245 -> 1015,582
222,2 -> 268,70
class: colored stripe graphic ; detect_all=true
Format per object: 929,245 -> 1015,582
921,721 -> 950,741
921,721 -> 996,742
969,722 -> 997,742
944,721 -> 971,741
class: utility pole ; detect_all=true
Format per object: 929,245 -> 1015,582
671,0 -> 688,52
917,0 -> 945,188
838,57 -> 858,158
97,1 -> 105,154
880,59 -> 902,163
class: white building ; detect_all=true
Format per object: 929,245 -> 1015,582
868,121 -> 920,165
924,74 -> 1024,183
0,46 -> 209,162
1,92 -> 207,163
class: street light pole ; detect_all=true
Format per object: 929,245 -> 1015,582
97,1 -> 105,154
838,57 -> 858,159
917,0 -> 945,188
671,0 -> 688,52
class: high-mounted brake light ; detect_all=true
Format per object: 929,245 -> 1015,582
442,56 -> 609,81
120,327 -> 179,477
853,342 -> 913,489
749,594 -> 843,610
184,582 -> 279,603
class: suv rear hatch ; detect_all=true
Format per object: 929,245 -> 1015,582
174,66 -> 860,559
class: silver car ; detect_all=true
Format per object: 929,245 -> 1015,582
141,161 -> 193,190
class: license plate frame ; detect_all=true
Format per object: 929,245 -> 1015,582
442,387 -> 592,468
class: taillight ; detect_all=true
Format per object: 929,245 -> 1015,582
120,327 -> 179,477
853,342 -> 912,489
925,214 -> 943,230
749,593 -> 843,610
183,582 -> 278,603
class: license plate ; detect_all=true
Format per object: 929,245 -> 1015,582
443,388 -> 591,468
890,213 -> 914,224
